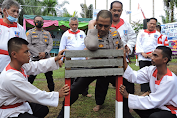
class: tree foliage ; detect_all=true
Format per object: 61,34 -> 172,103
80,3 -> 93,18
42,0 -> 58,16
131,20 -> 143,35
58,8 -> 78,17
161,0 -> 177,23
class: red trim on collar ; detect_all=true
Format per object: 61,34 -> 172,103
111,18 -> 124,29
0,19 -> 17,28
68,29 -> 80,34
6,64 -> 28,78
144,29 -> 156,33
153,68 -> 172,85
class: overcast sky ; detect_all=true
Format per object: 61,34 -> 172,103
58,0 -> 177,24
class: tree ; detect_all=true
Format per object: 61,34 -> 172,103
16,0 -> 42,25
161,0 -> 177,23
42,0 -> 58,16
58,8 -> 78,17
56,0 -> 69,16
80,3 -> 93,18
131,20 -> 143,35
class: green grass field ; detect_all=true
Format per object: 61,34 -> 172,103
33,59 -> 177,118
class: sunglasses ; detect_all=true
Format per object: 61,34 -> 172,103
98,24 -> 109,28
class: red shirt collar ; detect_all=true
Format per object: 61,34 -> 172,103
68,29 -> 80,34
111,18 -> 124,29
144,29 -> 156,33
153,68 -> 172,85
6,64 -> 28,78
0,19 -> 17,28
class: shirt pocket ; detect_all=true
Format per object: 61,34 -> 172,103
113,38 -> 120,49
31,34 -> 39,44
42,34 -> 49,45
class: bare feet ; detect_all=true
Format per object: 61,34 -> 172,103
129,109 -> 134,113
86,94 -> 92,97
140,91 -> 150,96
93,105 -> 102,112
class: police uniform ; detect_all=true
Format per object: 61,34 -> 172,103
27,27 -> 54,92
111,18 -> 136,54
0,19 -> 26,72
58,27 -> 123,118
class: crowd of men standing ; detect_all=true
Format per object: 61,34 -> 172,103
0,0 -> 176,118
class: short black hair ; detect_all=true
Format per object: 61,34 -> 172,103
33,15 -> 44,21
156,46 -> 172,63
148,17 -> 157,23
156,25 -> 161,32
8,37 -> 29,57
110,1 -> 123,10
96,10 -> 112,24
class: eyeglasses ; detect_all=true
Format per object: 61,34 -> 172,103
98,24 -> 109,28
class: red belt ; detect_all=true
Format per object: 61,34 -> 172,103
0,49 -> 9,55
166,105 -> 177,114
0,102 -> 23,109
146,51 -> 153,54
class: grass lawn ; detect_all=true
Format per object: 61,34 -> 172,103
33,59 -> 177,118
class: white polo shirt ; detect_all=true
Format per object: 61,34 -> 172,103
111,18 -> 136,54
136,29 -> 162,61
59,29 -> 86,60
0,19 -> 26,72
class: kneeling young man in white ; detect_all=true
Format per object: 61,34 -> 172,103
120,46 -> 177,118
0,37 -> 70,118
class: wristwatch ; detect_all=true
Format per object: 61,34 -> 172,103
45,52 -> 48,56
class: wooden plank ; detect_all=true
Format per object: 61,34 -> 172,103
65,68 -> 124,78
65,58 -> 123,68
65,49 -> 124,58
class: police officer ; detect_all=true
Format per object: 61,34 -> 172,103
26,15 -> 54,92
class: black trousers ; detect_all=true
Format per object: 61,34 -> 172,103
58,76 -> 114,118
95,77 -> 134,118
139,60 -> 152,92
57,76 -> 134,118
134,108 -> 177,118
71,78 -> 89,96
9,102 -> 49,118
28,71 -> 55,92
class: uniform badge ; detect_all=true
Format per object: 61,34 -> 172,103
44,36 -> 48,38
80,35 -> 83,38
115,41 -> 119,44
45,39 -> 47,42
154,34 -> 158,38
68,36 -> 71,40
15,31 -> 20,37
112,33 -> 117,36
123,30 -> 128,36
99,44 -> 104,48
26,32 -> 29,37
